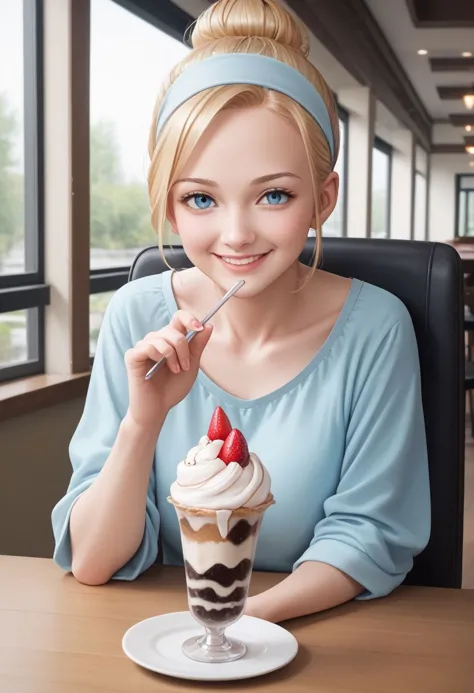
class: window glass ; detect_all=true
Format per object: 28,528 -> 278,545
90,291 -> 115,356
457,176 -> 474,237
414,172 -> 426,241
468,191 -> 474,237
0,0 -> 25,275
90,0 -> 189,271
371,143 -> 391,239
323,115 -> 347,237
0,308 -> 38,368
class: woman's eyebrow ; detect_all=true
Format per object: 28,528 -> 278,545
174,177 -> 218,187
174,172 -> 301,187
251,171 -> 301,185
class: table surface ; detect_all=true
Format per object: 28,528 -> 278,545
0,556 -> 473,693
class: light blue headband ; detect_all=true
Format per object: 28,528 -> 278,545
156,53 -> 335,164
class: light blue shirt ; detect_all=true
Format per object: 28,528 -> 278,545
52,270 -> 430,599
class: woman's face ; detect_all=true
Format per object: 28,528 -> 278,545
168,106 -> 337,295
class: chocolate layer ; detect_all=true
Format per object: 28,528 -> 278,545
228,519 -> 259,545
185,559 -> 251,588
191,604 -> 243,624
188,585 -> 247,604
180,517 -> 258,545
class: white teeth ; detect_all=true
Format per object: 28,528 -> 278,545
221,255 -> 263,266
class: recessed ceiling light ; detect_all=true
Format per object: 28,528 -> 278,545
466,125 -> 473,132
462,52 -> 473,57
466,145 -> 474,155
417,49 -> 428,55
463,93 -> 474,109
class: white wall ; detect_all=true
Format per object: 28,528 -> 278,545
171,0 -> 209,15
429,155 -> 474,242
432,124 -> 467,146
374,101 -> 404,147
340,87 -> 375,237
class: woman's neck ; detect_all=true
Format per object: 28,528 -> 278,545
199,263 -> 310,347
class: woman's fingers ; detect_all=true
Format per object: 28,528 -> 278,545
125,341 -> 165,370
151,328 -> 190,371
126,337 -> 180,373
170,310 -> 203,335
151,336 -> 182,373
125,313 -> 210,376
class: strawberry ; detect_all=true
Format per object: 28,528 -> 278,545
207,406 -> 232,442
219,429 -> 250,468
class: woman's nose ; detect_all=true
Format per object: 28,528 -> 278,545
219,208 -> 256,249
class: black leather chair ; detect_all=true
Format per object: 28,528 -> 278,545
129,237 -> 465,589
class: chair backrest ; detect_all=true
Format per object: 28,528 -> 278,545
129,237 -> 465,589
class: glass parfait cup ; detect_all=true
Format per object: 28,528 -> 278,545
168,495 -> 274,663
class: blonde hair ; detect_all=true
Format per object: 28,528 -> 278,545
147,0 -> 340,275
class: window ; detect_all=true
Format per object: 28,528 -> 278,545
414,172 -> 427,241
323,107 -> 348,237
456,175 -> 474,237
90,291 -> 115,355
413,146 -> 427,241
0,309 -> 40,368
89,0 -> 189,354
371,137 -> 392,239
0,0 -> 47,381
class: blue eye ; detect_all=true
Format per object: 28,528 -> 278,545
261,190 -> 290,205
186,194 -> 215,210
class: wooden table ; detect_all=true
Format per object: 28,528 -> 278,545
0,557 -> 473,692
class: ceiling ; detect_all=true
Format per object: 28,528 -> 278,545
364,0 -> 474,146
172,0 -> 474,149
407,0 -> 474,27
171,0 -> 359,93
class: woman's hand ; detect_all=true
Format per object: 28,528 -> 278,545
244,563 -> 363,623
124,310 -> 213,431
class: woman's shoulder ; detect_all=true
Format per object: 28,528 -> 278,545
355,279 -> 412,328
347,279 -> 417,356
105,270 -> 174,334
313,270 -> 413,339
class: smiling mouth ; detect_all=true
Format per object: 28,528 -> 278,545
216,253 -> 269,266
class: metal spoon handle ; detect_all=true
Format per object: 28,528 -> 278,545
144,279 -> 245,380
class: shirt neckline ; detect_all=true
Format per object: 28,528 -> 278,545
161,270 -> 363,409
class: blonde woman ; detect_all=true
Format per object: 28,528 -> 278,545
52,0 -> 430,623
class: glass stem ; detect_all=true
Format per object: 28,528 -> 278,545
203,626 -> 227,650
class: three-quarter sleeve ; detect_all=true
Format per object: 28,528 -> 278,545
51,288 -> 160,580
293,309 -> 431,599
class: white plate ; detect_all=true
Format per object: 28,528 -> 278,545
122,611 -> 299,682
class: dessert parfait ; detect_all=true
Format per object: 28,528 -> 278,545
168,406 -> 274,662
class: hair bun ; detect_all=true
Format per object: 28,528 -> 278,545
191,0 -> 309,56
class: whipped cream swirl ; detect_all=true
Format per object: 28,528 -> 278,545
170,436 -> 271,510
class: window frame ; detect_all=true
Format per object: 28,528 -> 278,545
0,0 -> 48,382
371,136 -> 393,239
455,174 -> 474,238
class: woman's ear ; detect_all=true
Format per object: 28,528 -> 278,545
319,171 -> 339,226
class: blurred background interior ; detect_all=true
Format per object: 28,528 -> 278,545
0,0 -> 473,588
